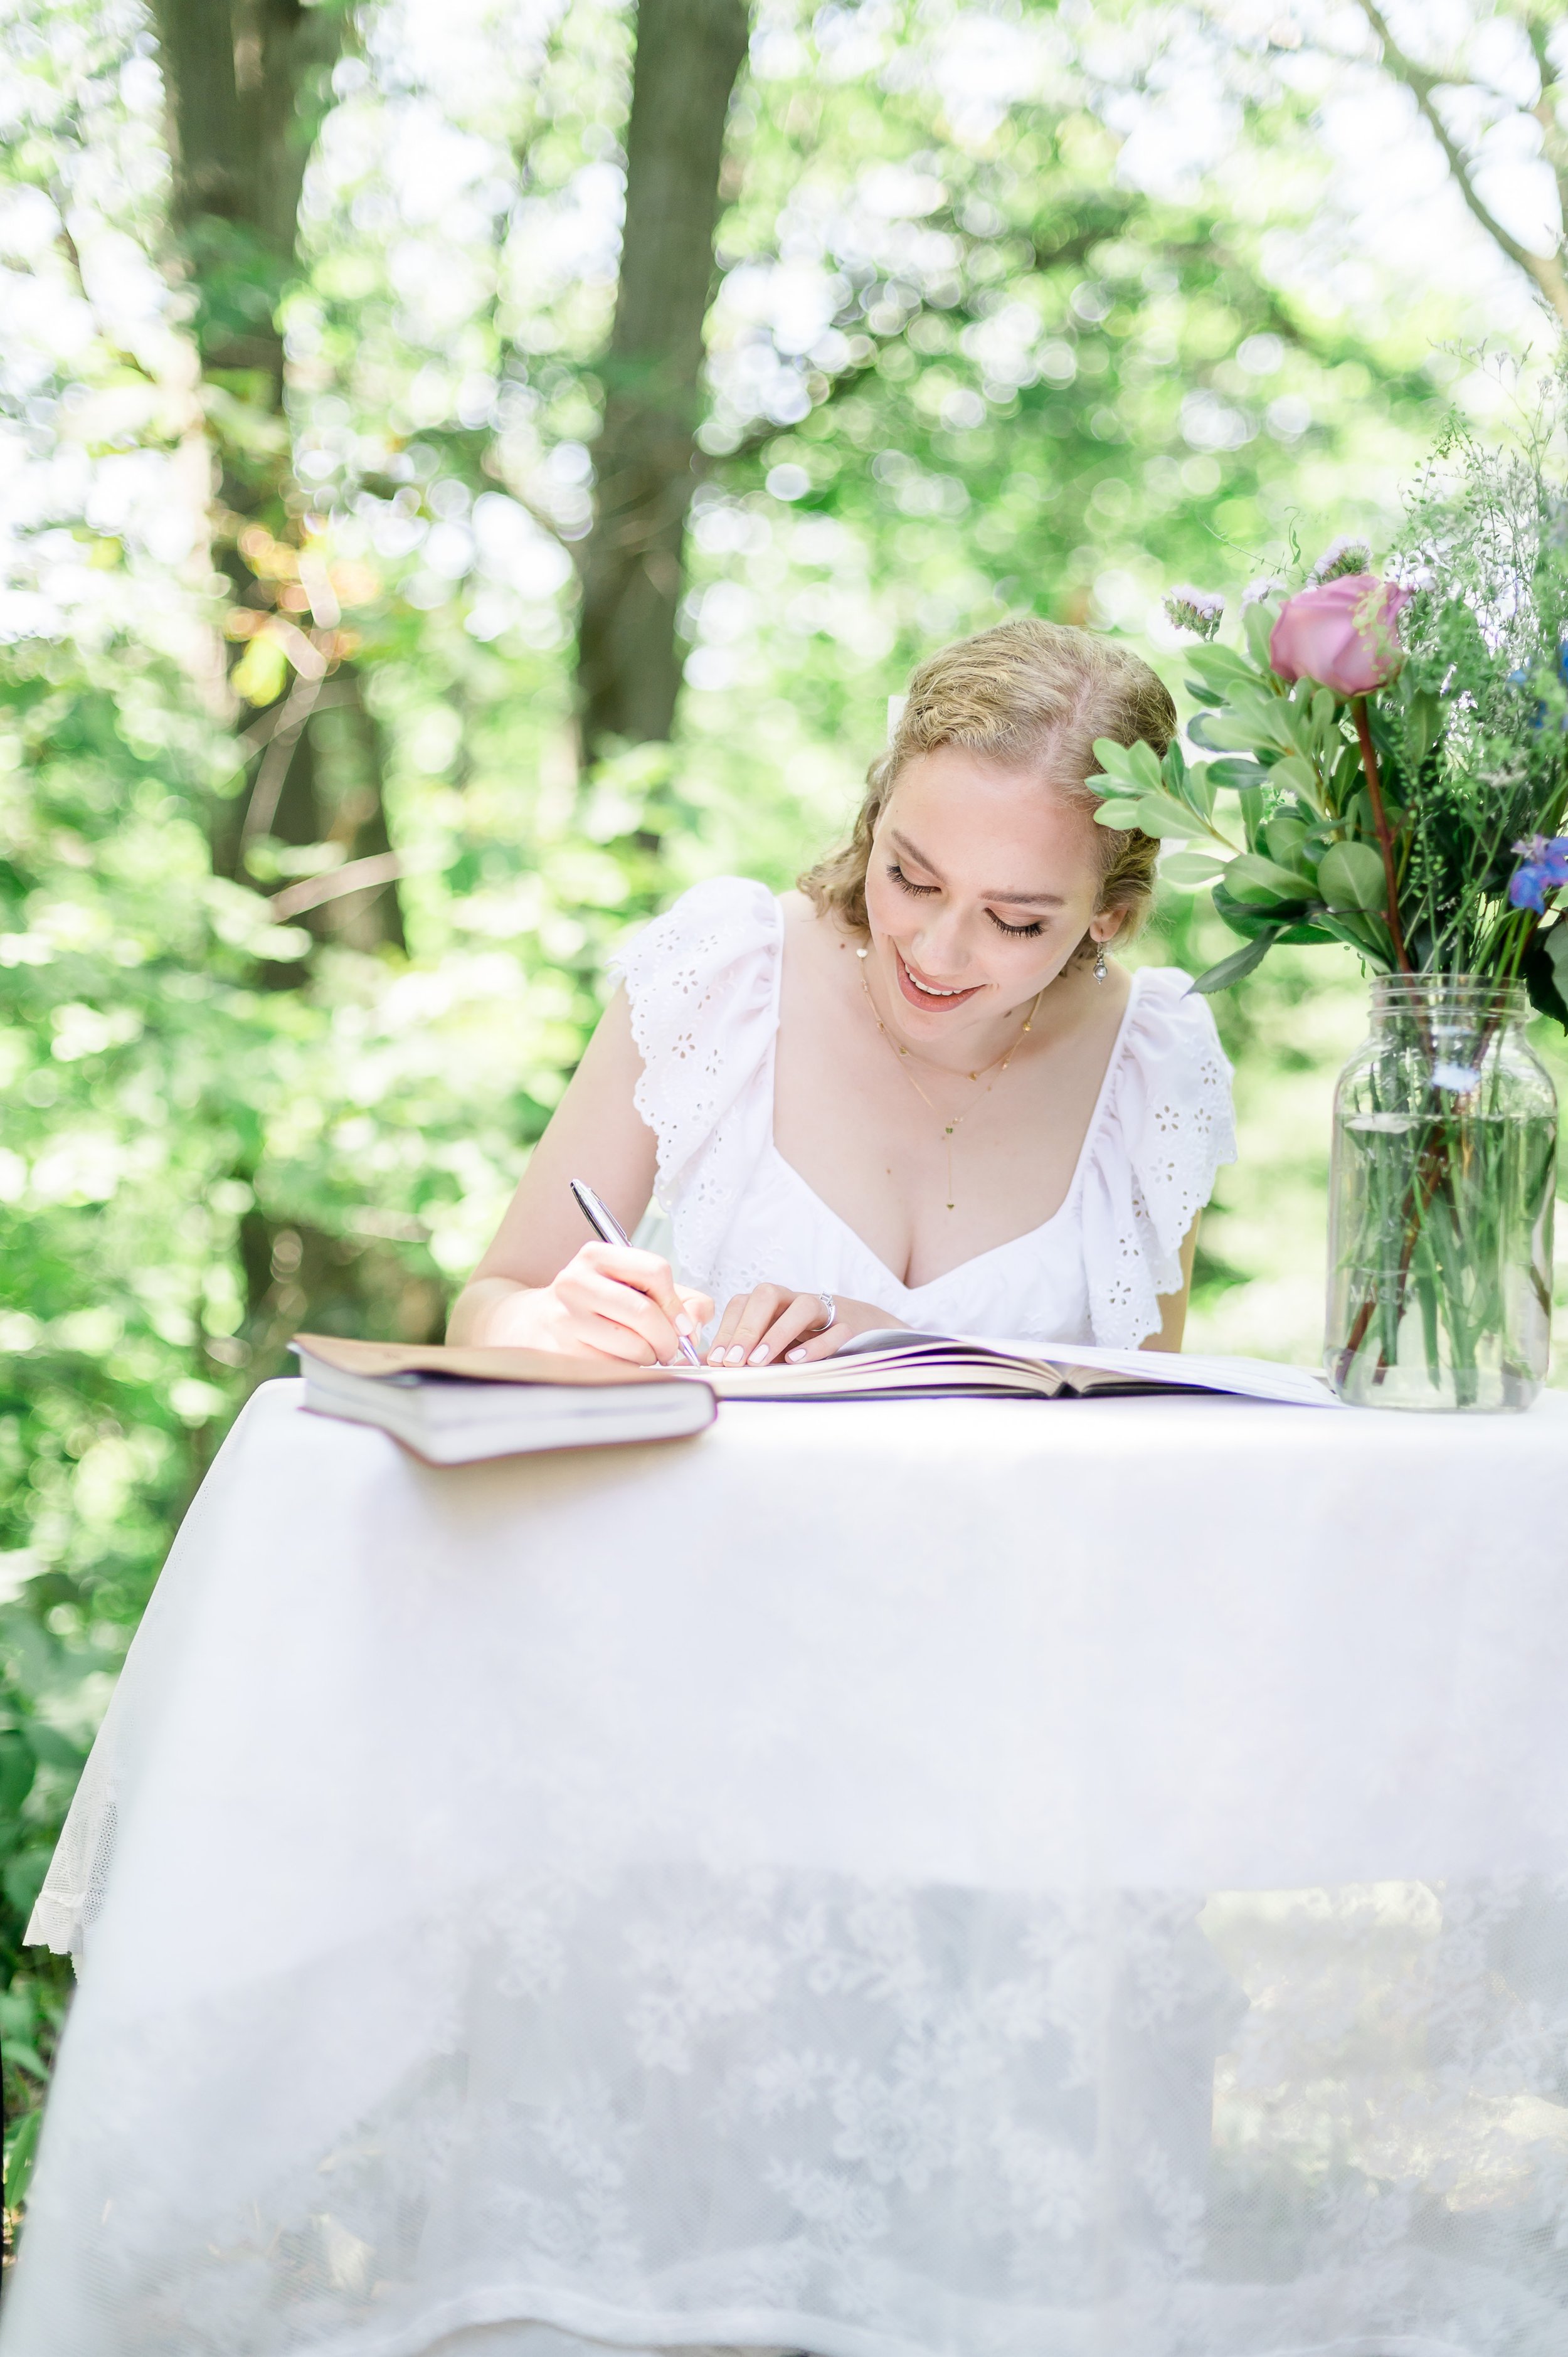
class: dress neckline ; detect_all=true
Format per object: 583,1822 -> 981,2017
762,897 -> 1148,1300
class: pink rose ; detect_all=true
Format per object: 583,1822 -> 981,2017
1268,573 -> 1414,697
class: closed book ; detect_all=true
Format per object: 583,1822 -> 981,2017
290,1334 -> 717,1464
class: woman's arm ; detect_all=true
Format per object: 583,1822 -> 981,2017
447,992 -> 712,1361
1142,1217 -> 1200,1353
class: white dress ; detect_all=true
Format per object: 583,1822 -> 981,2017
610,876 -> 1236,1348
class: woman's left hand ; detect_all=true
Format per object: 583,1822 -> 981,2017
705,1286 -> 904,1368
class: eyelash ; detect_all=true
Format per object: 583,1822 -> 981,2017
886,861 -> 1046,940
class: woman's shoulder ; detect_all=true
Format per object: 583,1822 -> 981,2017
1120,962 -> 1232,1074
1096,961 -> 1236,1212
1078,964 -> 1236,1346
608,874 -> 781,1010
607,880 -> 784,1185
611,874 -> 780,973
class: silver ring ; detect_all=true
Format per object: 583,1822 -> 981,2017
815,1290 -> 837,1333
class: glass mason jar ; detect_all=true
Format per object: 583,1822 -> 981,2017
1327,977 -> 1557,1410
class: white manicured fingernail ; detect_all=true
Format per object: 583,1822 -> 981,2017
785,1346 -> 805,1363
675,1313 -> 693,1336
707,1348 -> 724,1365
747,1345 -> 770,1366
725,1345 -> 746,1365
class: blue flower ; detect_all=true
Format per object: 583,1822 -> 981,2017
1509,835 -> 1568,913
1508,642 -> 1568,729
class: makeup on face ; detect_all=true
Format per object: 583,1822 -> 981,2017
859,748 -> 1116,1056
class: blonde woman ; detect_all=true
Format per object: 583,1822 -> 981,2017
451,619 -> 1235,1363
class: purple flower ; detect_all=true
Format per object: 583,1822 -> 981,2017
1508,835 -> 1568,914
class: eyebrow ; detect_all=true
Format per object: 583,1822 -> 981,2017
888,830 -> 1066,908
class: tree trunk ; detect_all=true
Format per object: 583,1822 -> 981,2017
150,0 -> 346,391
576,0 -> 751,767
149,0 -> 405,947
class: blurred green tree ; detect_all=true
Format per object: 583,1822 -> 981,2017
4,0 -> 1559,2241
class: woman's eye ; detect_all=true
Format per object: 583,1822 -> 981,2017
988,912 -> 1046,938
887,862 -> 938,897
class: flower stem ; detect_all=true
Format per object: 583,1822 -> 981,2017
1352,694 -> 1412,975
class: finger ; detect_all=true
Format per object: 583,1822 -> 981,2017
579,1242 -> 687,1325
783,1323 -> 845,1364
705,1294 -> 750,1362
561,1265 -> 682,1364
706,1288 -> 783,1364
578,1313 -> 660,1365
675,1285 -> 715,1341
748,1294 -> 829,1368
712,1287 -> 791,1367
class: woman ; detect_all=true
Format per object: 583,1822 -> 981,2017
451,617 -> 1234,1365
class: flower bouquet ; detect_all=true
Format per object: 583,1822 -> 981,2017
1091,394 -> 1568,1408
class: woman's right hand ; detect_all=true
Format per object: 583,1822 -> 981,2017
475,1244 -> 714,1366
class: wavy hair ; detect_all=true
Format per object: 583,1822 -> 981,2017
800,618 -> 1174,941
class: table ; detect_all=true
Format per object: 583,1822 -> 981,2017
6,1380 -> 1568,2357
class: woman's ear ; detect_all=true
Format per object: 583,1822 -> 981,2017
1093,906 -> 1128,945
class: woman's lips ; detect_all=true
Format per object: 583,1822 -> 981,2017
893,946 -> 984,1012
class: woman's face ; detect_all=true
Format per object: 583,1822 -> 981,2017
862,743 -> 1121,1041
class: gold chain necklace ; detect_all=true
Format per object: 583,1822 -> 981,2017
857,953 -> 1043,1211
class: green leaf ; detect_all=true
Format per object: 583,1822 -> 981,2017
1091,736 -> 1162,793
1183,644 -> 1262,694
0,1734 -> 35,1819
1189,707 -> 1291,755
1404,687 -> 1446,766
1190,929 -> 1284,992
1547,923 -> 1568,988
4,2104 -> 41,2215
1132,792 -> 1202,840
1264,813 -> 1312,867
1225,852 -> 1313,904
1160,850 -> 1227,886
1268,753 -> 1320,801
1242,600 -> 1277,669
1205,756 -> 1269,791
1525,924 -> 1568,1030
1091,798 -> 1142,828
1316,839 -> 1389,913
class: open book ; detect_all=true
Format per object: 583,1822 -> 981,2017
681,1330 -> 1339,1407
291,1335 -> 717,1463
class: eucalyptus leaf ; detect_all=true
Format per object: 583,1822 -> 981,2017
1092,798 -> 1142,828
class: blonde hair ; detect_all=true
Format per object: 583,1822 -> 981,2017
800,618 -> 1173,941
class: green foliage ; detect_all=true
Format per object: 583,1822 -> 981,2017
1,0 -> 1555,2239
1149,370 -> 1568,996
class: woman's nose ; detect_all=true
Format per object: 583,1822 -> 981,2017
911,911 -> 978,977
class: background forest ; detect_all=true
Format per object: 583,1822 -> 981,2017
2,0 -> 1565,2231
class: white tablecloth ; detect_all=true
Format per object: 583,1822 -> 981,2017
7,1380 -> 1568,2357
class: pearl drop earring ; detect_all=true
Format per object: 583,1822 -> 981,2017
1093,938 -> 1108,983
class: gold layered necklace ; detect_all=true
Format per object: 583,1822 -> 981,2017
857,951 -> 1043,1211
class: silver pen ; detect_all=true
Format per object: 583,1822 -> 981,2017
569,1178 -> 703,1367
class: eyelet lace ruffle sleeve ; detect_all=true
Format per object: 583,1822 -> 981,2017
1079,969 -> 1236,1348
608,876 -> 781,1293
